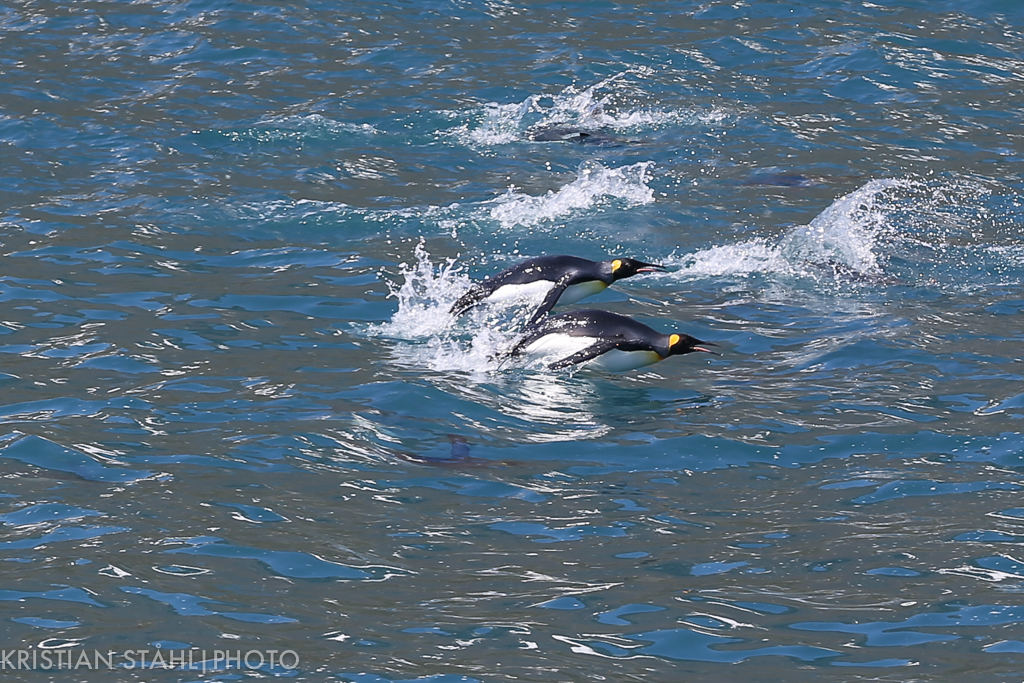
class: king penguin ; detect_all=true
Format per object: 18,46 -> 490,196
449,255 -> 665,325
505,309 -> 718,372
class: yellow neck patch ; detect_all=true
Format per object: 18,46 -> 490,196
669,334 -> 681,347
611,259 -> 623,272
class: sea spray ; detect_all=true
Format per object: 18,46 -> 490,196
665,178 -> 911,284
369,242 -> 470,341
457,97 -> 538,146
539,71 -> 727,132
367,245 -> 547,375
777,178 -> 908,275
663,176 -> 1024,292
446,73 -> 730,148
487,161 -> 656,230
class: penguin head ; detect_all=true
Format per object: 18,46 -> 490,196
666,333 -> 719,357
608,258 -> 666,281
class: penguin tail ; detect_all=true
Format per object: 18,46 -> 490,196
488,344 -> 522,370
490,328 -> 541,368
449,286 -> 486,317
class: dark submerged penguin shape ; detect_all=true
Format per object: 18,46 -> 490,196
527,126 -> 627,146
450,255 -> 665,325
506,309 -> 718,372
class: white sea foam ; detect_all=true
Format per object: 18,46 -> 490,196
486,161 -> 655,230
666,178 -> 910,283
369,242 -> 470,341
446,72 -> 729,147
367,245 -> 583,376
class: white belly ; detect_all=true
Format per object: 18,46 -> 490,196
523,335 -> 664,372
523,333 -> 599,365
485,280 -> 555,304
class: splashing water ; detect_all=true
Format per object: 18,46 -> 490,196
369,242 -> 470,341
390,325 -> 513,376
457,97 -> 538,146
488,161 -> 655,230
367,245 -> 544,375
778,178 -> 908,273
667,178 -> 911,283
540,72 -> 725,131
538,72 -> 634,130
447,73 -> 729,147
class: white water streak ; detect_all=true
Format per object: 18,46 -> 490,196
667,178 -> 911,281
448,73 -> 729,147
487,161 -> 655,230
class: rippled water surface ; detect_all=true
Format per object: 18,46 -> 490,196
3,1 -> 1024,681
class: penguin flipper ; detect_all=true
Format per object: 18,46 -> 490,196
547,340 -> 619,370
525,277 -> 571,325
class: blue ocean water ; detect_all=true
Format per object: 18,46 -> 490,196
2,1 -> 1024,680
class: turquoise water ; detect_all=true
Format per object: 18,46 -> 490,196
2,1 -> 1024,680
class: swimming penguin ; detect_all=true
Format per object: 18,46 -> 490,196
527,126 -> 626,146
505,309 -> 718,372
450,255 -> 665,325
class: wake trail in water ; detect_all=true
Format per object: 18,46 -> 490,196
447,72 -> 730,147
665,178 -> 906,284
662,176 -> 1024,292
196,158 -> 656,245
484,161 -> 655,231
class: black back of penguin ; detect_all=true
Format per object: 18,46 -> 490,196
512,309 -> 669,353
479,255 -> 607,287
507,309 -> 716,371
449,255 -> 663,322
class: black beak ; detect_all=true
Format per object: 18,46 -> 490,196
636,262 -> 667,273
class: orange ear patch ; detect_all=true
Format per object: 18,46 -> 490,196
611,259 -> 623,272
669,334 -> 681,347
